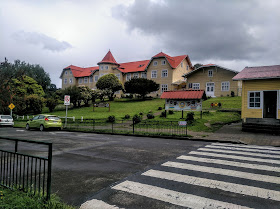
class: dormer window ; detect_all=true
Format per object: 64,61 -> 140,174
138,64 -> 144,67
153,61 -> 158,66
161,60 -> 166,65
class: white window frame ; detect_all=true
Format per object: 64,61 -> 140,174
64,78 -> 67,84
116,73 -> 120,80
221,81 -> 230,91
69,78 -> 73,84
193,83 -> 200,90
208,70 -> 213,77
141,72 -> 147,78
153,61 -> 158,66
84,77 -> 88,83
126,73 -> 131,81
100,66 -> 104,70
151,70 -> 157,78
105,65 -> 109,70
133,73 -> 139,78
78,78 -> 83,84
161,84 -> 168,93
248,91 -> 262,109
89,76 -> 93,83
94,75 -> 99,82
161,69 -> 168,78
161,60 -> 166,65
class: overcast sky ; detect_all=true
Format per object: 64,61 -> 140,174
1,0 -> 279,88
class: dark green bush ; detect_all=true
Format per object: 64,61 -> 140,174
168,110 -> 174,114
107,115 -> 115,123
160,111 -> 166,117
158,107 -> 163,110
186,112 -> 195,124
147,113 -> 154,119
133,114 -> 141,124
124,114 -> 130,119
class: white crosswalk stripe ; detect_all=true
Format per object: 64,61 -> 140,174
111,143 -> 280,208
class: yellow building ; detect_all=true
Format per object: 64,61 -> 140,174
183,64 -> 241,97
60,50 -> 193,97
233,65 -> 280,123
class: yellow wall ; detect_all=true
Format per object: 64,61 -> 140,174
61,69 -> 76,89
186,66 -> 239,97
241,79 -> 280,119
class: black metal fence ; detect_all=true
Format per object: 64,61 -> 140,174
0,137 -> 52,200
64,119 -> 188,137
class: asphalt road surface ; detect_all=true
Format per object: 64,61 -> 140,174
0,127 -> 209,207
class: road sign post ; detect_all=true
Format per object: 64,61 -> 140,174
9,103 -> 15,117
64,95 -> 70,128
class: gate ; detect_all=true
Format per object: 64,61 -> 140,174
0,137 -> 52,200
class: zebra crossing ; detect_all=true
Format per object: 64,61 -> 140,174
81,143 -> 280,209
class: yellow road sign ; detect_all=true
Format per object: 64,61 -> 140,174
9,103 -> 15,110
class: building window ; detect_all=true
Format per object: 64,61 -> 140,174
94,75 -> 99,82
100,66 -> 104,70
151,70 -> 157,78
221,81 -> 230,91
84,77 -> 88,83
141,72 -> 147,78
105,65 -> 109,70
208,70 -> 213,77
161,69 -> 168,78
65,71 -> 68,75
78,78 -> 83,84
64,78 -> 67,84
188,83 -> 192,89
248,92 -> 261,108
133,73 -> 139,78
126,73 -> 131,81
89,76 -> 93,83
70,71 -> 72,74
161,84 -> 168,93
193,83 -> 200,90
181,62 -> 183,68
69,78 -> 73,84
116,73 -> 120,80
161,60 -> 166,65
153,61 -> 158,66
186,66 -> 189,71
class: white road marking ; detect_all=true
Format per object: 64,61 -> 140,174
198,148 -> 280,159
113,180 -> 252,209
177,155 -> 280,172
190,151 -> 280,165
162,161 -> 280,184
79,199 -> 122,209
212,143 -> 280,151
16,130 -> 25,132
206,145 -> 280,155
143,169 -> 280,201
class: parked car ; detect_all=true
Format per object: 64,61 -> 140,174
26,114 -> 62,131
0,115 -> 14,127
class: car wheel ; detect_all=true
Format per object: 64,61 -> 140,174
26,124 -> 30,130
39,124 -> 44,131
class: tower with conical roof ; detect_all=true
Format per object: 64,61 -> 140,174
97,50 -> 120,77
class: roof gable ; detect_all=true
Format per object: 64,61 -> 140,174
161,90 -> 206,100
60,65 -> 99,78
233,65 -> 280,80
98,50 -> 119,65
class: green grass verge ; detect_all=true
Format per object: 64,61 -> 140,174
0,186 -> 75,209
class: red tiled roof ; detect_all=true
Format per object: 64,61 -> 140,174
62,65 -> 99,78
161,90 -> 205,99
98,50 -> 119,65
153,52 -> 188,68
117,60 -> 150,73
233,65 -> 280,80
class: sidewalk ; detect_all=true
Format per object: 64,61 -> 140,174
188,122 -> 280,147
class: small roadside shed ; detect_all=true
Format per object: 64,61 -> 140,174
161,90 -> 206,111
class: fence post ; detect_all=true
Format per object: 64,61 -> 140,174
93,119 -> 95,131
132,119 -> 135,134
112,122 -> 113,133
186,123 -> 188,136
73,116 -> 75,122
46,143 -> 52,201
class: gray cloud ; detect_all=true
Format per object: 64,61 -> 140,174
11,31 -> 72,52
113,0 -> 280,62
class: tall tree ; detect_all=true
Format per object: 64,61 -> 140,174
96,74 -> 123,101
124,78 -> 159,99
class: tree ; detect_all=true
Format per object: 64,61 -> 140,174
62,86 -> 81,107
25,95 -> 44,114
96,74 -> 123,101
79,86 -> 93,106
124,78 -> 159,99
46,97 -> 59,112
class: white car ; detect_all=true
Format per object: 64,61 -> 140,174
0,115 -> 14,127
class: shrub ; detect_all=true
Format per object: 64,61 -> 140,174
147,113 -> 155,119
46,97 -> 58,112
168,110 -> 174,114
231,91 -> 235,97
139,112 -> 143,116
186,112 -> 195,124
107,115 -> 115,123
124,114 -> 130,119
160,111 -> 166,117
133,114 -> 141,124
158,107 -> 163,110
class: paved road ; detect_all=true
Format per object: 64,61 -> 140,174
0,127 -> 209,207
81,143 -> 280,209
